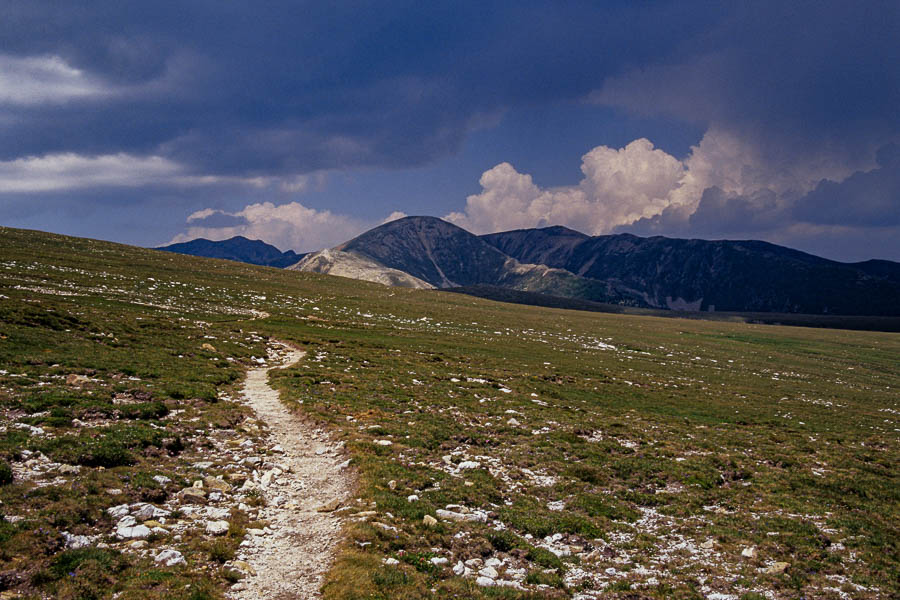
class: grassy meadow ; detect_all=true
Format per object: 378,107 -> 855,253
0,226 -> 897,599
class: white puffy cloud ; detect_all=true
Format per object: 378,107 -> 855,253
382,210 -> 408,224
446,129 -> 877,237
171,201 -> 401,253
446,139 -> 686,235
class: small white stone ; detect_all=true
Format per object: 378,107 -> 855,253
154,549 -> 186,567
479,566 -> 498,579
206,520 -> 230,536
106,504 -> 130,519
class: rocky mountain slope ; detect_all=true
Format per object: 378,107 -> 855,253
327,216 -> 635,304
167,218 -> 900,316
288,248 -> 434,289
158,236 -> 305,268
483,227 -> 900,315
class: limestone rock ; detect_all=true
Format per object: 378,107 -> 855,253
317,498 -> 342,513
204,476 -> 232,493
765,562 -> 790,575
155,549 -> 186,567
206,520 -> 230,536
178,487 -> 207,504
232,560 -> 257,575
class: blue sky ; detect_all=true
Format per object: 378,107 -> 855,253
1,1 -> 898,261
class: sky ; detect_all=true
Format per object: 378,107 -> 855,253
1,1 -> 898,262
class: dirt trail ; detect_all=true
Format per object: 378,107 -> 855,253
228,342 -> 352,600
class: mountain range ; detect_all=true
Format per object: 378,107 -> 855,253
158,236 -> 305,268
160,217 -> 900,316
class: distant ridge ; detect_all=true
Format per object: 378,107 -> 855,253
157,236 -> 305,268
167,218 -> 900,316
482,226 -> 900,315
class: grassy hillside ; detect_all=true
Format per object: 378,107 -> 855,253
0,226 -> 897,599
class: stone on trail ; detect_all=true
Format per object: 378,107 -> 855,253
317,498 -> 342,512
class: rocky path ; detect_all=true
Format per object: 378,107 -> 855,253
229,342 -> 352,600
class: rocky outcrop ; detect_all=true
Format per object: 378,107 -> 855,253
288,248 -> 434,289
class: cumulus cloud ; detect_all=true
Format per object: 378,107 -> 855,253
447,130 -> 900,262
619,140 -> 900,260
446,129 -> 859,236
170,201 -> 400,253
382,211 -> 408,224
446,139 -> 686,234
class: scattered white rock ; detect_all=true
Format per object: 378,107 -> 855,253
107,504 -> 130,519
155,548 -> 186,567
479,566 -> 499,579
61,531 -> 93,549
116,516 -> 151,539
206,520 -> 230,536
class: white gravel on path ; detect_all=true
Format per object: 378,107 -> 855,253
228,342 -> 353,600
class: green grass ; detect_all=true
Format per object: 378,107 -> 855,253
0,225 -> 897,599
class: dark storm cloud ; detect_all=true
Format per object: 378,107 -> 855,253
621,143 -> 900,260
0,1 -> 728,174
793,144 -> 900,227
594,1 -> 900,153
3,1 -> 899,261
